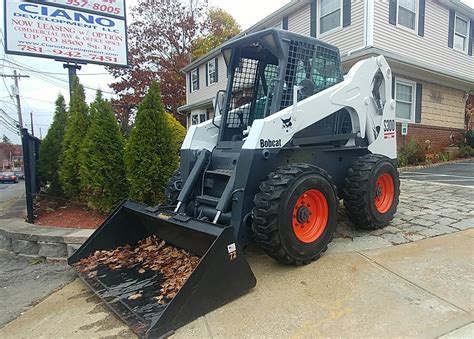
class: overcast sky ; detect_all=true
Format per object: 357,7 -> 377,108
0,0 -> 472,143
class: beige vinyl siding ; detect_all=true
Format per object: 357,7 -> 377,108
420,81 -> 465,129
288,4 -> 311,35
373,0 -> 474,82
317,0 -> 365,55
188,54 -> 228,105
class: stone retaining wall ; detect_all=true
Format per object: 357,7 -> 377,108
0,220 -> 93,260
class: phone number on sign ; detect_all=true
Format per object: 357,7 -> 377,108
18,44 -> 118,63
64,0 -> 123,16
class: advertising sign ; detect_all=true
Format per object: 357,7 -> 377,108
41,0 -> 126,18
4,0 -> 128,67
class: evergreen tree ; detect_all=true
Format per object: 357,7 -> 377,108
59,77 -> 89,198
79,91 -> 128,212
38,95 -> 68,196
124,82 -> 178,204
164,112 -> 186,155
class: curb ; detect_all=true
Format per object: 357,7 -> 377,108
0,219 -> 93,260
398,157 -> 474,173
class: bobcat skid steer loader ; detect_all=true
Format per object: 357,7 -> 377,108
69,29 -> 399,337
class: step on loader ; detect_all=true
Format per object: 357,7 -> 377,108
69,29 -> 400,337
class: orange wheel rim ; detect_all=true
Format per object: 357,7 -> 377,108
374,172 -> 395,214
292,189 -> 329,243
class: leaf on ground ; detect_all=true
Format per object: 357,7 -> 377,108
128,293 -> 142,300
138,268 -> 146,274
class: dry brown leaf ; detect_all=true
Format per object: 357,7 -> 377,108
128,293 -> 142,300
138,268 -> 146,274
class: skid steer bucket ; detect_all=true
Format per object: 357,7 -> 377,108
68,201 -> 256,338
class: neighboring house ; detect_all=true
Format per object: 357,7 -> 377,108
179,0 -> 474,152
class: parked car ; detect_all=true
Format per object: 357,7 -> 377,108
13,170 -> 24,180
0,172 -> 19,184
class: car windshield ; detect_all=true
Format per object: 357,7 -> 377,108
1,172 -> 14,175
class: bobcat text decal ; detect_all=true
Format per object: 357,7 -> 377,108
260,139 -> 282,148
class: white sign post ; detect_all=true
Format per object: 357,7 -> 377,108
4,0 -> 128,67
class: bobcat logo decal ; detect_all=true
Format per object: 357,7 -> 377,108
281,117 -> 293,132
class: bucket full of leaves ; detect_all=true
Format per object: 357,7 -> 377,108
68,200 -> 256,338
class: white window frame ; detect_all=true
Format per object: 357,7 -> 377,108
453,13 -> 470,54
190,68 -> 199,92
190,111 -> 208,126
207,59 -> 217,86
395,78 -> 416,123
317,0 -> 343,37
396,0 -> 418,33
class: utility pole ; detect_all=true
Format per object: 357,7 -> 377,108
30,111 -> 34,136
0,71 -> 29,129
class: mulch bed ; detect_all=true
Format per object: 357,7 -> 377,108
33,196 -> 107,229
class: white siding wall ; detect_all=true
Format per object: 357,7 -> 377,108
288,4 -> 311,36
373,0 -> 474,82
317,0 -> 365,55
188,54 -> 228,104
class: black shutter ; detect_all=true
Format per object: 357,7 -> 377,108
392,76 -> 396,99
282,16 -> 289,30
189,72 -> 192,93
343,0 -> 351,27
196,68 -> 200,90
418,0 -> 425,36
215,58 -> 219,82
415,83 -> 422,123
310,0 -> 317,37
448,10 -> 455,48
389,0 -> 397,25
205,63 -> 209,86
469,20 -> 473,56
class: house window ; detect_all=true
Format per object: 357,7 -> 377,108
191,111 -> 208,125
395,79 -> 415,121
453,14 -> 469,53
190,68 -> 199,92
207,59 -> 217,85
319,0 -> 342,35
397,0 -> 417,31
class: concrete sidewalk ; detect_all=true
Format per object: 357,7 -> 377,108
0,229 -> 472,338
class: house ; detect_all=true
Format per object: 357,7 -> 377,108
179,0 -> 474,152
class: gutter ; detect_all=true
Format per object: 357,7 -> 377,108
343,46 -> 474,89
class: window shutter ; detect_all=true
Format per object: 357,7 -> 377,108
189,72 -> 192,93
196,68 -> 200,90
392,76 -> 396,99
415,83 -> 422,123
282,16 -> 289,30
310,0 -> 317,37
343,0 -> 351,27
448,10 -> 455,48
418,0 -> 425,36
469,20 -> 473,56
215,58 -> 219,82
205,63 -> 209,87
389,0 -> 397,25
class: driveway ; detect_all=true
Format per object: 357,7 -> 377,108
400,159 -> 474,187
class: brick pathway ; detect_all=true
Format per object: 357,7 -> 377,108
332,180 -> 474,251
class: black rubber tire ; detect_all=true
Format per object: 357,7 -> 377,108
165,170 -> 182,205
343,154 -> 400,230
252,164 -> 338,266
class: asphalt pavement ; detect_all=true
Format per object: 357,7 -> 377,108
0,251 -> 74,327
0,182 -> 25,219
400,159 -> 474,187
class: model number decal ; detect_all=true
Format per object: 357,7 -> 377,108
383,119 -> 395,139
383,119 -> 395,132
260,139 -> 282,148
